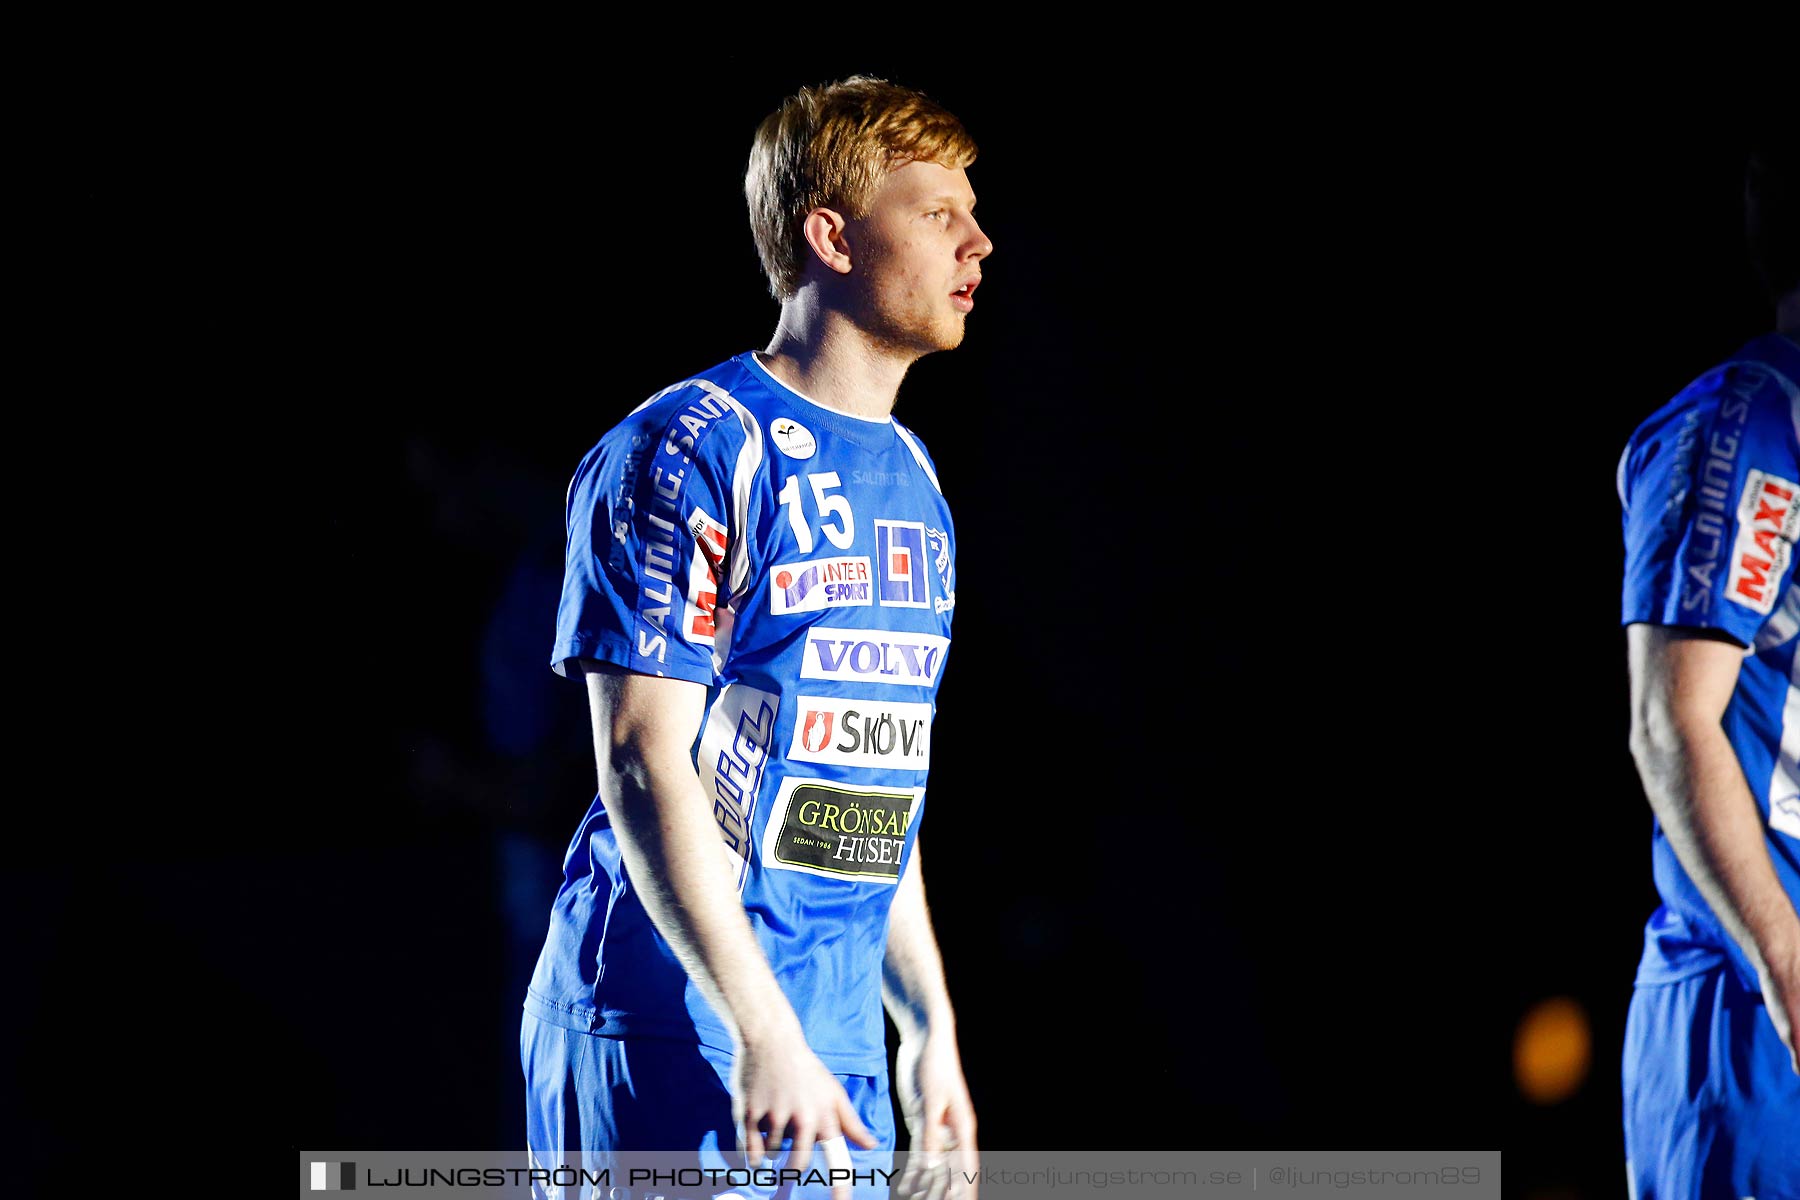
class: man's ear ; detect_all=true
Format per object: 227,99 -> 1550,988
800,207 -> 854,277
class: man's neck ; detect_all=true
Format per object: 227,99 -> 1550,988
759,300 -> 915,422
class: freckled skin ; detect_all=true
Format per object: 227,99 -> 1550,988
842,161 -> 991,356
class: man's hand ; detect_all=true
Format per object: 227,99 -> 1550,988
733,1022 -> 878,1196
893,1029 -> 978,1200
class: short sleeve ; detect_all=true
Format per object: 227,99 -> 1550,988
1620,365 -> 1800,647
551,387 -> 755,683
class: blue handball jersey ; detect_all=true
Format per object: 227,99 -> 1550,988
523,350 -> 957,1073
1618,331 -> 1800,992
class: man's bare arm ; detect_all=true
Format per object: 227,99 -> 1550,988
1626,624 -> 1800,1072
883,842 -> 977,1196
579,658 -> 876,1173
882,841 -> 958,1041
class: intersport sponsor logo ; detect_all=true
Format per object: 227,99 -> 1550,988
769,556 -> 872,615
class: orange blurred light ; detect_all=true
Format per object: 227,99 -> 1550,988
1513,995 -> 1592,1104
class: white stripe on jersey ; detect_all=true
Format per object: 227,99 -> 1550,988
1756,359 -> 1800,839
629,378 -> 693,417
892,422 -> 942,495
1778,359 -> 1800,442
1773,646 -> 1800,840
693,681 -> 780,893
687,378 -> 765,603
1758,581 -> 1800,652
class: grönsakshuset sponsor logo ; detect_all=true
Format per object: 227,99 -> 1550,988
762,776 -> 920,882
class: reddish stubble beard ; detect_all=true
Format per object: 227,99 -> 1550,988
843,232 -> 967,357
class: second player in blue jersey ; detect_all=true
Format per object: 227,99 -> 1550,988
1617,143 -> 1800,1200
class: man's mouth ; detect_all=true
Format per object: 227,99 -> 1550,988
950,278 -> 979,312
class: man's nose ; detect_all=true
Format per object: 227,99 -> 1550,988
964,218 -> 993,260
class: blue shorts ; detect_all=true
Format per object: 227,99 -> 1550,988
1622,966 -> 1800,1198
520,1008 -> 896,1199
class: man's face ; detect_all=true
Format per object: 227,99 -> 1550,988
841,159 -> 992,354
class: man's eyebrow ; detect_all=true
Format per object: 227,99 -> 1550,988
925,195 -> 979,211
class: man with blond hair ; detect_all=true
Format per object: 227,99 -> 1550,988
520,76 -> 990,1198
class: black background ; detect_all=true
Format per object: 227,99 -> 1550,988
15,36 -> 1793,1199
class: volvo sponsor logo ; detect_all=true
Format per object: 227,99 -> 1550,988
769,556 -> 872,615
762,776 -> 920,883
771,417 -> 817,460
787,696 -> 932,769
1727,468 -> 1800,614
800,630 -> 950,685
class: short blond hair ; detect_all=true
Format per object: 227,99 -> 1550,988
746,76 -> 978,302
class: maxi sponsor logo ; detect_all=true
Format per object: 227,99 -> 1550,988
1727,468 -> 1800,614
788,696 -> 932,770
697,684 -> 778,889
800,630 -> 950,686
1680,386 -> 1753,613
769,556 -> 873,615
762,776 -> 921,882
685,505 -> 728,645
